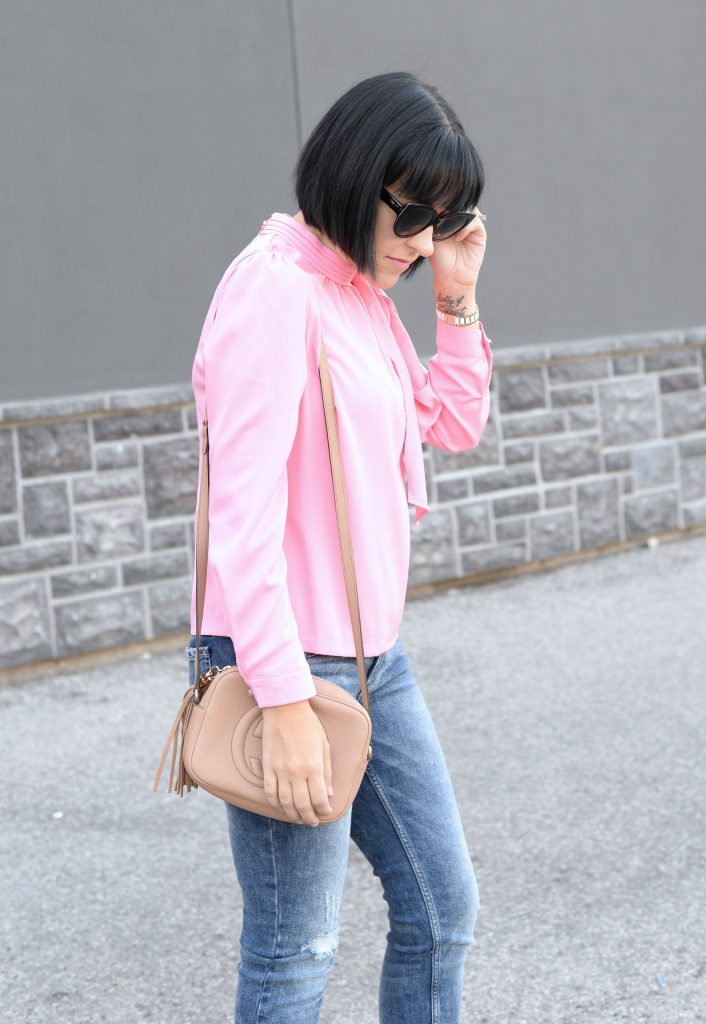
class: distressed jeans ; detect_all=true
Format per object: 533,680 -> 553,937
186,634 -> 480,1024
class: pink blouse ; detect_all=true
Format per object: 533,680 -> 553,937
189,212 -> 493,707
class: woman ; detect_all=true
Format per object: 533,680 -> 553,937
187,70 -> 493,1024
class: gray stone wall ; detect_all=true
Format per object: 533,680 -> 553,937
2,326 -> 705,670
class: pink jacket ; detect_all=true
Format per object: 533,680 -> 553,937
190,212 -> 493,706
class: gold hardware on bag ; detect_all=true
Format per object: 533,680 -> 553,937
193,664 -> 233,704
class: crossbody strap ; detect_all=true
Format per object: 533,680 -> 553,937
194,336 -> 371,715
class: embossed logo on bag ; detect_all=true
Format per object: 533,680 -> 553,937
231,706 -> 267,786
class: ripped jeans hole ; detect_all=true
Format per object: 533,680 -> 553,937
301,932 -> 338,960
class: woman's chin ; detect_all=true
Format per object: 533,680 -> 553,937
370,265 -> 402,289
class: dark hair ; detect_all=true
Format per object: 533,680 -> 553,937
293,71 -> 485,280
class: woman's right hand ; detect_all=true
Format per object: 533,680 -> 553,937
260,700 -> 334,825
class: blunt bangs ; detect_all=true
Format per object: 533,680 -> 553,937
293,71 -> 485,281
388,127 -> 485,280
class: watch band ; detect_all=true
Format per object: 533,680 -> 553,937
435,305 -> 480,327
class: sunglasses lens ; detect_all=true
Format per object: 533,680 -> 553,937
432,212 -> 475,240
395,206 -> 435,237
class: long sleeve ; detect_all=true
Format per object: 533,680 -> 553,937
381,294 -> 494,452
200,249 -> 317,707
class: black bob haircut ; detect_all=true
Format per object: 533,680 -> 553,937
293,71 -> 485,281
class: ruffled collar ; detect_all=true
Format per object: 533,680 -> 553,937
259,212 -> 358,286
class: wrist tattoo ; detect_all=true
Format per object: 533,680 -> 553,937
435,291 -> 470,316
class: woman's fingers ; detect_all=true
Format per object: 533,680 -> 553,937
308,766 -> 334,819
278,777 -> 305,823
290,777 -> 320,826
263,766 -> 279,810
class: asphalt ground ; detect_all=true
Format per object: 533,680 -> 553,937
1,531 -> 705,1023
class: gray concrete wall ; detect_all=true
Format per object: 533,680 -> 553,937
1,1 -> 705,401
2,325 -> 705,671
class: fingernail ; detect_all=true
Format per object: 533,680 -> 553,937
327,785 -> 334,796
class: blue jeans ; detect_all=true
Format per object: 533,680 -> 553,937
186,634 -> 480,1024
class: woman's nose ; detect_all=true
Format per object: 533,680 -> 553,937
408,226 -> 435,258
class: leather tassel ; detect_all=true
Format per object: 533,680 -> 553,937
152,686 -> 200,796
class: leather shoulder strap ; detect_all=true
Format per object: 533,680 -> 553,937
194,336 -> 371,714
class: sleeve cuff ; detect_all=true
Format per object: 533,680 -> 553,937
435,317 -> 492,357
246,665 -> 318,708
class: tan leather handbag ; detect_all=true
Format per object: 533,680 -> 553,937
152,338 -> 374,823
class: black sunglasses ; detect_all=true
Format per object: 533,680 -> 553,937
380,186 -> 476,241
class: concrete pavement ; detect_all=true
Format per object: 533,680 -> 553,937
1,531 -> 705,1023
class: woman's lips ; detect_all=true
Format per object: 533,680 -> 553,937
387,256 -> 413,267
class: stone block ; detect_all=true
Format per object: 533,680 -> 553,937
150,522 -> 188,551
455,502 -> 491,546
684,501 -> 706,527
1,393 -> 106,421
547,359 -> 611,383
95,442 -> 139,471
92,409 -> 183,442
599,379 -> 659,445
185,406 -> 198,431
55,591 -> 146,657
432,417 -> 500,471
107,384 -> 192,410
0,578 -> 52,667
623,490 -> 679,539
0,520 -> 20,546
494,343 -> 551,366
122,551 -> 190,586
502,411 -> 565,439
604,451 -> 631,472
436,476 -> 469,502
632,444 -> 676,491
72,471 -> 141,503
679,437 -> 706,459
22,481 -> 70,537
473,466 -> 537,494
495,519 -> 526,541
498,368 -> 546,414
143,437 -> 199,519
0,431 -> 16,513
408,508 -> 456,586
680,457 -> 706,501
149,577 -> 193,634
529,509 -> 576,560
51,565 -> 119,598
644,350 -> 699,371
659,372 -> 702,393
577,479 -> 620,549
613,355 -> 641,375
544,486 -> 573,509
76,503 -> 145,562
550,385 -> 594,408
493,492 -> 541,518
0,540 -> 72,575
17,421 -> 91,477
461,542 -> 527,575
539,436 -> 601,481
504,441 -> 534,464
568,407 -> 599,430
661,392 -> 706,437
